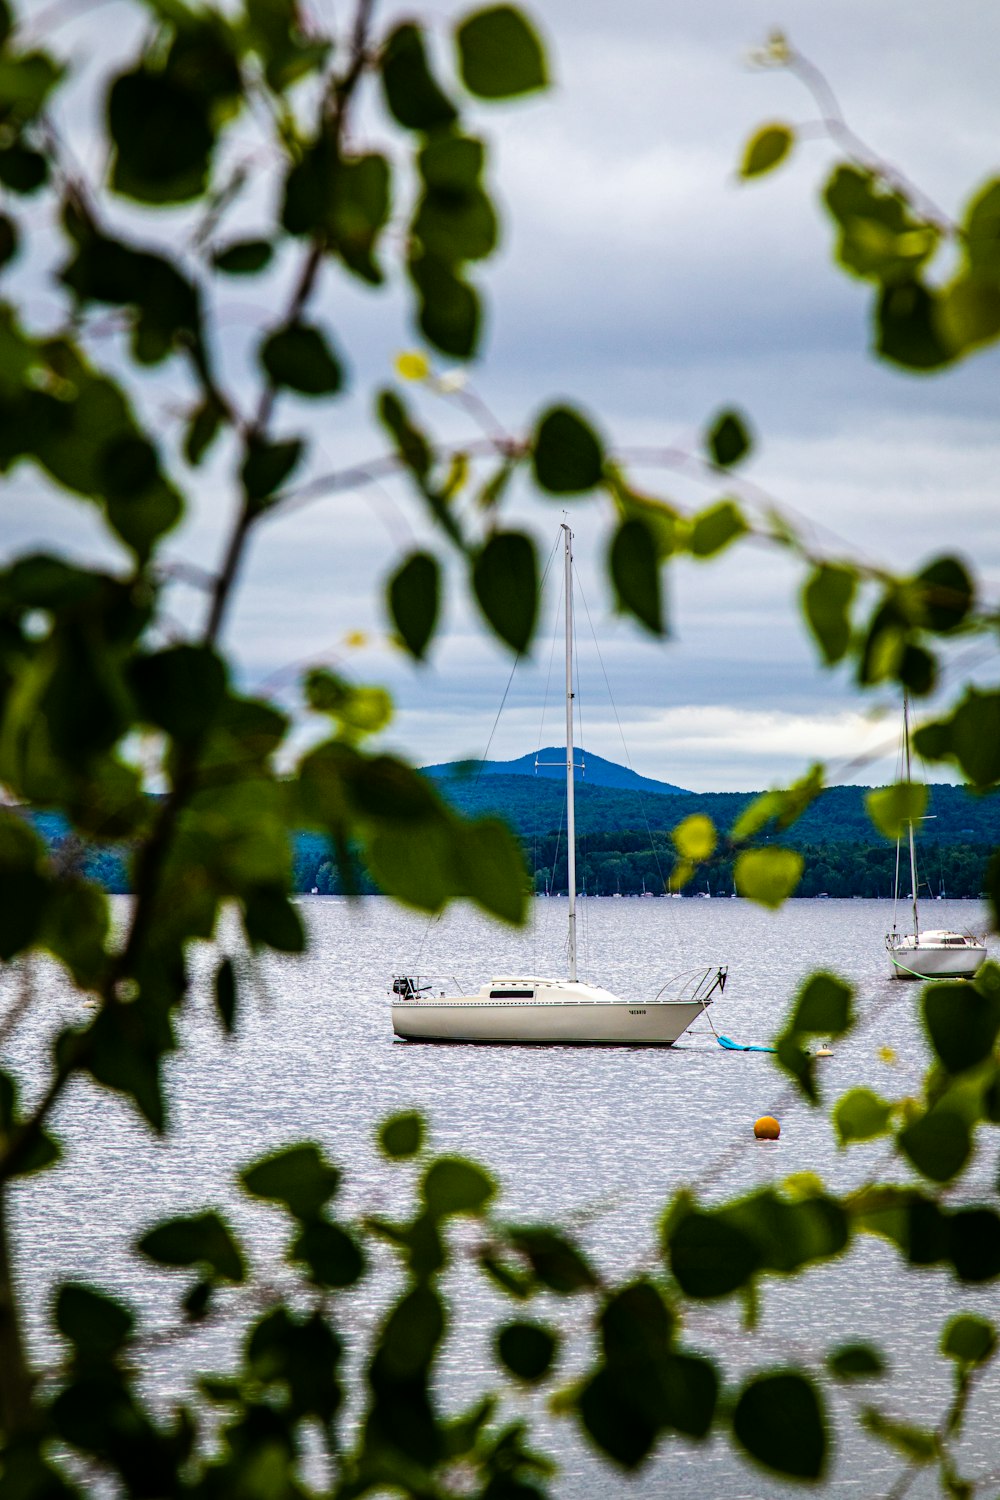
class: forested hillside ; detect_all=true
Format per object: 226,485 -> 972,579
28,777 -> 1000,899
424,774 -> 1000,844
300,776 -> 999,897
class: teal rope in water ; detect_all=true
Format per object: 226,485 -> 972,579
717,1035 -> 776,1053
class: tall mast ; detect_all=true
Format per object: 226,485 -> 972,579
904,693 -> 920,941
563,523 -> 577,981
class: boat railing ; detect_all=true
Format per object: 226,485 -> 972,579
390,974 -> 467,1000
650,965 -> 727,1005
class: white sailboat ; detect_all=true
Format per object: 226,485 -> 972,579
885,696 -> 986,980
391,524 -> 727,1044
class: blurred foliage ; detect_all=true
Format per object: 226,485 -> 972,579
0,2 -> 996,1496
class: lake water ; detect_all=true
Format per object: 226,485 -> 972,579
5,895 -> 999,1498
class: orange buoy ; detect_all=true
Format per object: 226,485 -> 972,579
754,1115 -> 780,1140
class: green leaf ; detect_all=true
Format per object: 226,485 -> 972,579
290,1220 -> 366,1288
827,1343 -> 887,1380
608,517 -> 663,634
899,1108 -> 972,1184
834,1088 -> 893,1145
56,1283 -> 134,1358
130,644 -> 227,744
739,123 -> 795,179
963,177 -> 1000,273
408,252 -> 480,357
506,1226 -> 597,1293
734,847 -> 803,908
707,409 -> 752,466
0,1068 -> 58,1170
240,1143 -> 341,1220
672,814 -> 716,863
282,138 -> 391,281
950,1208 -> 1000,1282
0,51 -> 63,122
304,669 -> 392,739
137,1211 -> 245,1282
598,1279 -> 674,1365
243,0 -> 330,91
247,1307 -> 342,1423
213,956 -> 236,1035
379,1111 -> 425,1159
496,1320 -> 558,1382
375,1284 -> 445,1379
422,1156 -> 495,1217
802,563 -> 857,665
330,152 -> 392,283
824,166 -> 940,285
942,1314 -> 996,1366
0,144 -> 46,194
866,781 -> 927,840
0,212 -> 18,270
472,531 -> 538,652
0,813 -> 47,960
456,6 -> 548,100
924,689 -> 1000,788
184,396 -> 224,466
938,273 -> 1000,354
732,1370 -> 827,1480
388,550 -> 439,660
688,499 -> 748,559
60,230 -> 200,365
668,1211 -> 760,1299
242,886 -> 305,952
791,972 -> 851,1032
580,1281 -> 718,1455
661,1352 -> 718,1439
381,23 -> 457,131
578,1367 -> 657,1468
108,68 -> 216,205
261,322 -> 343,397
773,972 -> 851,1104
877,279 -> 951,371
923,982 -> 1000,1075
377,389 -> 431,478
532,405 -> 604,494
451,815 -> 528,925
914,555 -> 974,632
240,436 -> 303,506
211,238 -> 273,275
414,137 -> 498,263
862,1408 -> 938,1462
730,767 -> 825,841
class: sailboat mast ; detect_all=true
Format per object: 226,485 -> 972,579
563,523 -> 577,981
904,694 -> 919,941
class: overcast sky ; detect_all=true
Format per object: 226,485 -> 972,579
11,0 -> 1000,791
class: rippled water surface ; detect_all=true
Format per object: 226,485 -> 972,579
5,895 -> 998,1498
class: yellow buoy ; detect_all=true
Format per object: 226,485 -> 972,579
815,1047 -> 834,1058
754,1115 -> 780,1140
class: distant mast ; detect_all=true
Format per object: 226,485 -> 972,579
904,694 -> 919,942
563,524 -> 577,982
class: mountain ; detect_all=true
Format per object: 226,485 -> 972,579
422,748 -> 689,797
419,762 -> 1000,848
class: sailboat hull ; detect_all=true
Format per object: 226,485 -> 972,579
887,935 -> 986,980
392,998 -> 706,1045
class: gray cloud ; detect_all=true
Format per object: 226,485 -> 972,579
5,0 -> 999,792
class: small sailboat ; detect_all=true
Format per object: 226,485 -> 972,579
885,697 -> 986,980
391,524 -> 727,1044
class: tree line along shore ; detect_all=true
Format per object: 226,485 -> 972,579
29,779 -> 998,901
